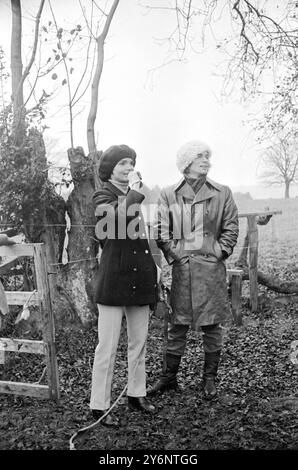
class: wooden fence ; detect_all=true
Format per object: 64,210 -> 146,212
239,210 -> 282,312
0,243 -> 60,402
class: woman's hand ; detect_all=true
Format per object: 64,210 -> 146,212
128,170 -> 143,190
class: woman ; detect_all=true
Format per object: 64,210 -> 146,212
90,144 -> 158,426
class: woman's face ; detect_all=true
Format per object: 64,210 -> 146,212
111,157 -> 135,183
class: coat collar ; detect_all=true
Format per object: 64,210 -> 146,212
173,177 -> 221,192
103,181 -> 129,197
173,177 -> 221,203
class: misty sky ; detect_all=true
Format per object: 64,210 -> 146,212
0,0 -> 296,198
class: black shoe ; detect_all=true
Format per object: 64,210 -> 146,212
91,409 -> 119,427
127,396 -> 155,413
147,378 -> 178,396
202,377 -> 217,400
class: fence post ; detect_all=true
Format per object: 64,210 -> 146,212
247,215 -> 258,312
231,272 -> 243,326
33,244 -> 60,402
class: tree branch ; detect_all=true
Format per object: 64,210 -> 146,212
233,0 -> 259,62
16,0 -> 45,103
87,0 -> 120,153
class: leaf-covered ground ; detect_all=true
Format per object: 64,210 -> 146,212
0,291 -> 297,452
0,200 -> 298,452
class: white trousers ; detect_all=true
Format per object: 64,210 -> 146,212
90,304 -> 150,410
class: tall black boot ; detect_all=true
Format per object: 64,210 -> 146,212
147,353 -> 181,396
202,350 -> 221,400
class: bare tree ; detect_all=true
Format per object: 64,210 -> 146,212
145,1 -> 298,94
142,1 -> 298,136
3,0 -> 298,326
10,0 -> 46,140
1,0 -> 67,314
259,135 -> 298,198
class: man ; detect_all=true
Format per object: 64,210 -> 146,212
148,140 -> 239,400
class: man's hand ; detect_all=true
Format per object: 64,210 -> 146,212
128,170 -> 143,190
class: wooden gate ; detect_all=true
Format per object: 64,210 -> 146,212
0,243 -> 60,402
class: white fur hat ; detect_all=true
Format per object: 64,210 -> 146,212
176,140 -> 212,174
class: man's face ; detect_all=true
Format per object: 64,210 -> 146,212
185,151 -> 211,177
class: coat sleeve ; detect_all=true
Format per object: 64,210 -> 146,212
93,188 -> 145,221
218,187 -> 239,257
153,189 -> 180,265
93,188 -> 146,244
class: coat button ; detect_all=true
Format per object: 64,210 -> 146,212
204,232 -> 208,237
145,250 -> 149,254
133,250 -> 137,254
132,286 -> 136,289
133,267 -> 137,272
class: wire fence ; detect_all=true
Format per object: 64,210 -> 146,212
0,210 -> 297,271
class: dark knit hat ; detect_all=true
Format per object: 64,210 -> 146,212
98,144 -> 137,182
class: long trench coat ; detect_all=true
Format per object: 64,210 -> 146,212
93,182 -> 158,307
154,177 -> 239,329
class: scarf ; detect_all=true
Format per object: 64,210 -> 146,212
109,178 -> 129,194
184,175 -> 206,194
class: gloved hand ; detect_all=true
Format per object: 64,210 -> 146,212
128,170 -> 143,190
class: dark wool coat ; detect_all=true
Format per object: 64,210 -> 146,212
93,182 -> 158,307
154,177 -> 239,329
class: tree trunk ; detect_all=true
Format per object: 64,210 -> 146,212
284,180 -> 290,199
54,147 -> 99,327
10,0 -> 25,144
241,270 -> 298,294
86,38 -> 104,154
11,0 -> 23,107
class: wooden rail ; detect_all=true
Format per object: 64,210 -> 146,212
239,210 -> 282,312
0,256 -> 20,275
0,243 -> 60,402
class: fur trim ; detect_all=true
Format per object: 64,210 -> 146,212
176,140 -> 212,173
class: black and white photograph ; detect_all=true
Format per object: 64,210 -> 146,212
0,0 -> 297,458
